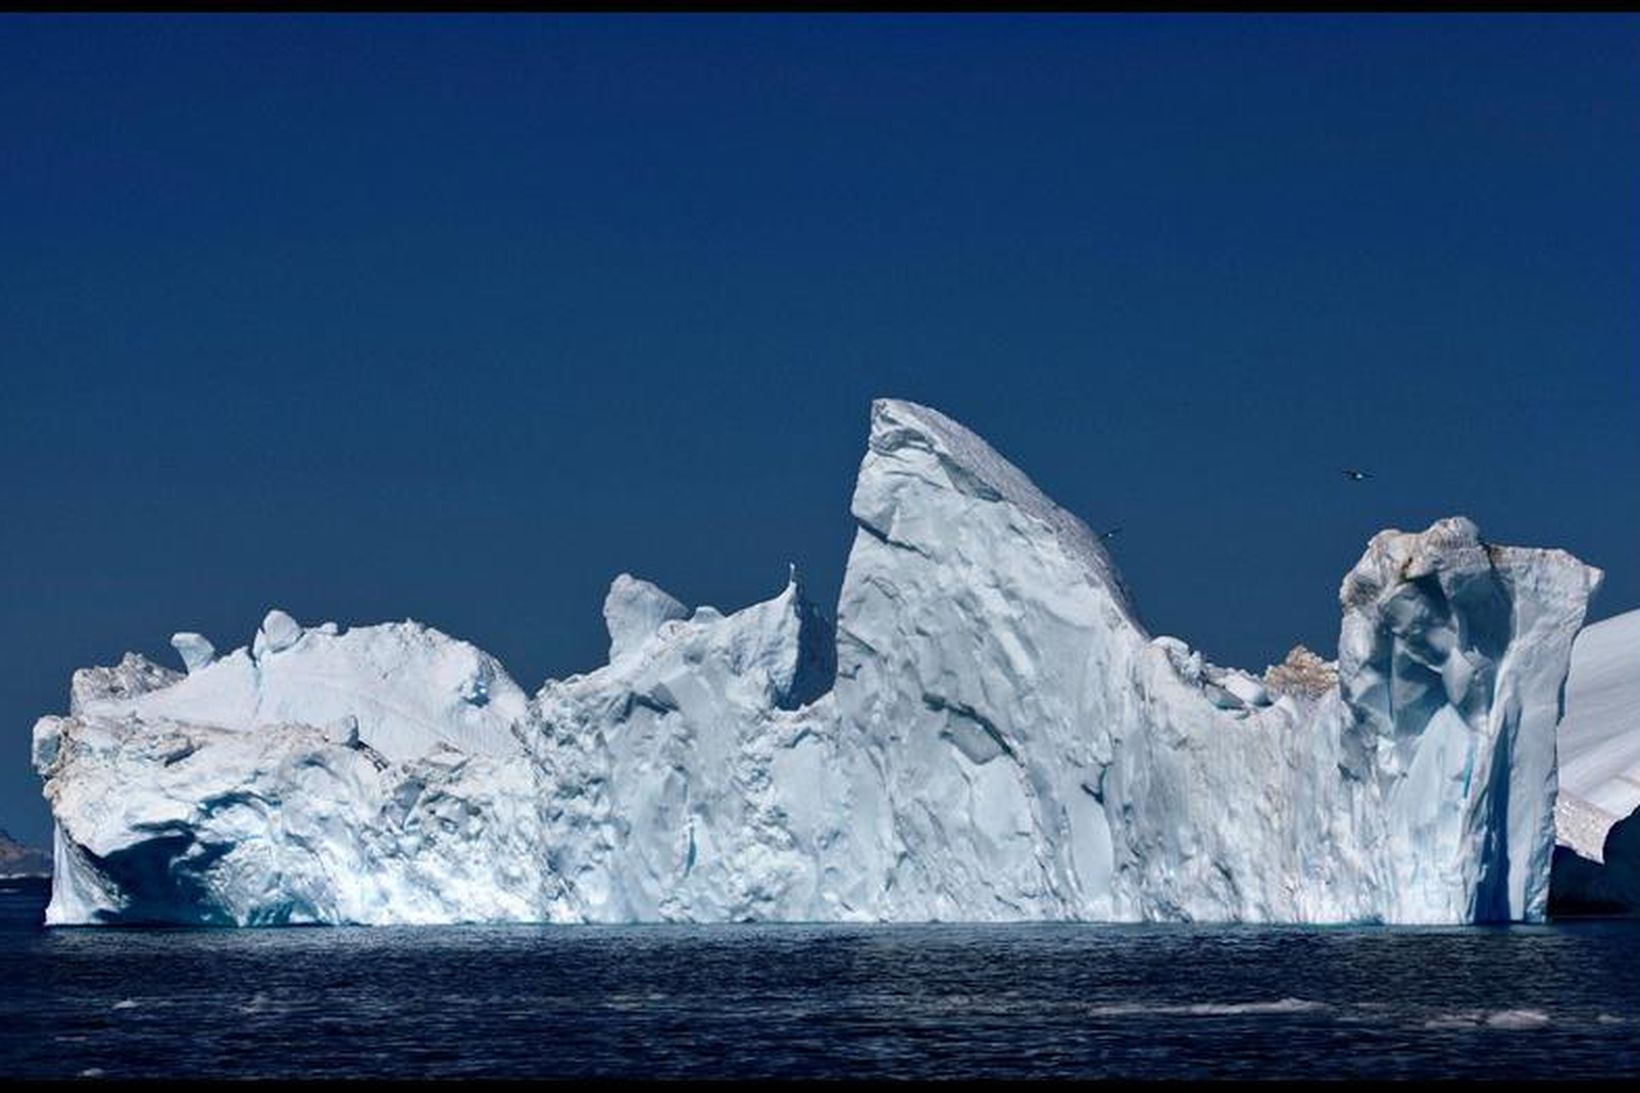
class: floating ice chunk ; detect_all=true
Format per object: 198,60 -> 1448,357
1087,997 -> 1328,1017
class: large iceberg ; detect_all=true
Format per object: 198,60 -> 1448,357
31,399 -> 1603,925
1549,608 -> 1640,913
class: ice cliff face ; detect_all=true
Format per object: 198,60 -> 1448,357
34,619 -> 541,925
1547,609 -> 1640,914
821,401 -> 1598,923
1552,609 -> 1640,864
31,399 -> 1603,925
526,572 -> 837,921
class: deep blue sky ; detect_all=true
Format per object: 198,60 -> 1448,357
3,14 -> 1636,845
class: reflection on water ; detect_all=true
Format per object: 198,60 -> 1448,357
3,879 -> 1640,1078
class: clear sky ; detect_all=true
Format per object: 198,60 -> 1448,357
2,14 -> 1636,845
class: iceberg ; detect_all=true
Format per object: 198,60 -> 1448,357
31,399 -> 1603,926
1549,608 -> 1640,913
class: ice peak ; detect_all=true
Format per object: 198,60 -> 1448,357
603,574 -> 689,662
858,397 -> 1136,620
170,632 -> 216,674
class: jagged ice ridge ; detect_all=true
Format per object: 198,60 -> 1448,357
32,399 -> 1604,925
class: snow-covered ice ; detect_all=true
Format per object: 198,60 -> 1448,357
31,398 -> 1605,926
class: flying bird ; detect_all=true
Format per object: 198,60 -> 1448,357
1342,469 -> 1372,482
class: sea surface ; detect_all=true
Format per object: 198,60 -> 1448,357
4,877 -> 1640,1079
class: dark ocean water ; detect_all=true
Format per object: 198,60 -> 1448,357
4,878 -> 1640,1079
